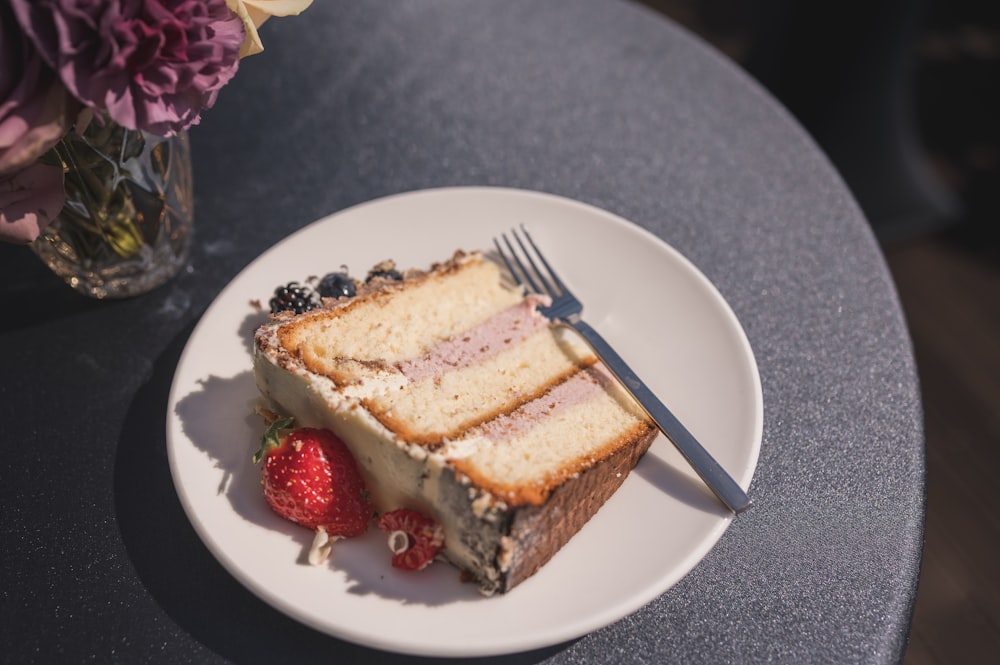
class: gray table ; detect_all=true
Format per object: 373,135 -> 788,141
0,1 -> 924,662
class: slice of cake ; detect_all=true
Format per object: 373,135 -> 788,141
253,250 -> 657,594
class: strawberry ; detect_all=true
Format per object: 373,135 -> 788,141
376,509 -> 445,571
254,418 -> 372,538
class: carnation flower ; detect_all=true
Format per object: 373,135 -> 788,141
0,3 -> 77,175
226,0 -> 313,57
0,163 -> 65,244
10,0 -> 245,137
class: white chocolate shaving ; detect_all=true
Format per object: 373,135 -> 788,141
307,527 -> 337,565
387,530 -> 411,554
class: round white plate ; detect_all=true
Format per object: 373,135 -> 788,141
166,187 -> 762,657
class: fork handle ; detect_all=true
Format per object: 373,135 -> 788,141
566,320 -> 753,514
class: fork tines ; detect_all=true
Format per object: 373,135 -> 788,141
493,225 -> 565,299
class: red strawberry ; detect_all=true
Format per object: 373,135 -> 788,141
254,418 -> 372,538
376,509 -> 445,571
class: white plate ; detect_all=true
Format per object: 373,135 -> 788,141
166,187 -> 762,657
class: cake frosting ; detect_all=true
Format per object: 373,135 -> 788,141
253,250 -> 656,594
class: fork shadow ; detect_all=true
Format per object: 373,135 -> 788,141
633,441 -> 726,515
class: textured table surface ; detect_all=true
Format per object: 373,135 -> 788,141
0,1 -> 924,663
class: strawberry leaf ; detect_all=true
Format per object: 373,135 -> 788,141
253,416 -> 295,464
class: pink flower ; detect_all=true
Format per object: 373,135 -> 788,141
10,0 -> 245,137
0,163 -> 65,244
0,3 -> 77,175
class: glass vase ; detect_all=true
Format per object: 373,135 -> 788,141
30,119 -> 194,299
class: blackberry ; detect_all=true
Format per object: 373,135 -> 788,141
365,259 -> 403,283
317,270 -> 357,299
269,282 -> 320,314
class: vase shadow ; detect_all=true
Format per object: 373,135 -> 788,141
0,243 -> 112,333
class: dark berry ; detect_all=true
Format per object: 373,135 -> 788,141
365,259 -> 403,283
317,271 -> 357,299
269,282 -> 320,314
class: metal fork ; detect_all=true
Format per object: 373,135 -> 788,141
494,225 -> 753,514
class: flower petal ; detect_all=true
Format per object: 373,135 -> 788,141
241,0 -> 314,19
226,0 -> 313,58
227,1 -> 265,58
0,162 -> 65,244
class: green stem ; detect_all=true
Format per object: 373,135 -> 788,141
53,121 -> 146,259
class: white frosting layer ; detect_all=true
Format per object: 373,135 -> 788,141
253,325 -> 506,589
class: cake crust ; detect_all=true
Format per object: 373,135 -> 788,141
499,424 -> 657,590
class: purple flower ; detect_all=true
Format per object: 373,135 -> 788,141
11,0 -> 245,137
0,3 -> 77,176
0,163 -> 65,244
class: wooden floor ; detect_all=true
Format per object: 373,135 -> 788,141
637,1 -> 1000,662
879,2 -> 1000,638
886,227 -> 1000,665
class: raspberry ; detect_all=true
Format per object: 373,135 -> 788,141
376,509 -> 445,571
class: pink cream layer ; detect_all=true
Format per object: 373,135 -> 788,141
474,367 -> 612,443
396,295 -> 551,382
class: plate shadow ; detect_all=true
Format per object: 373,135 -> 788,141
114,323 -> 572,663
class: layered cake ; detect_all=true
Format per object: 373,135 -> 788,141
253,250 -> 657,594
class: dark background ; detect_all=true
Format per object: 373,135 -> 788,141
637,1 -> 999,663
0,2 -> 993,662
